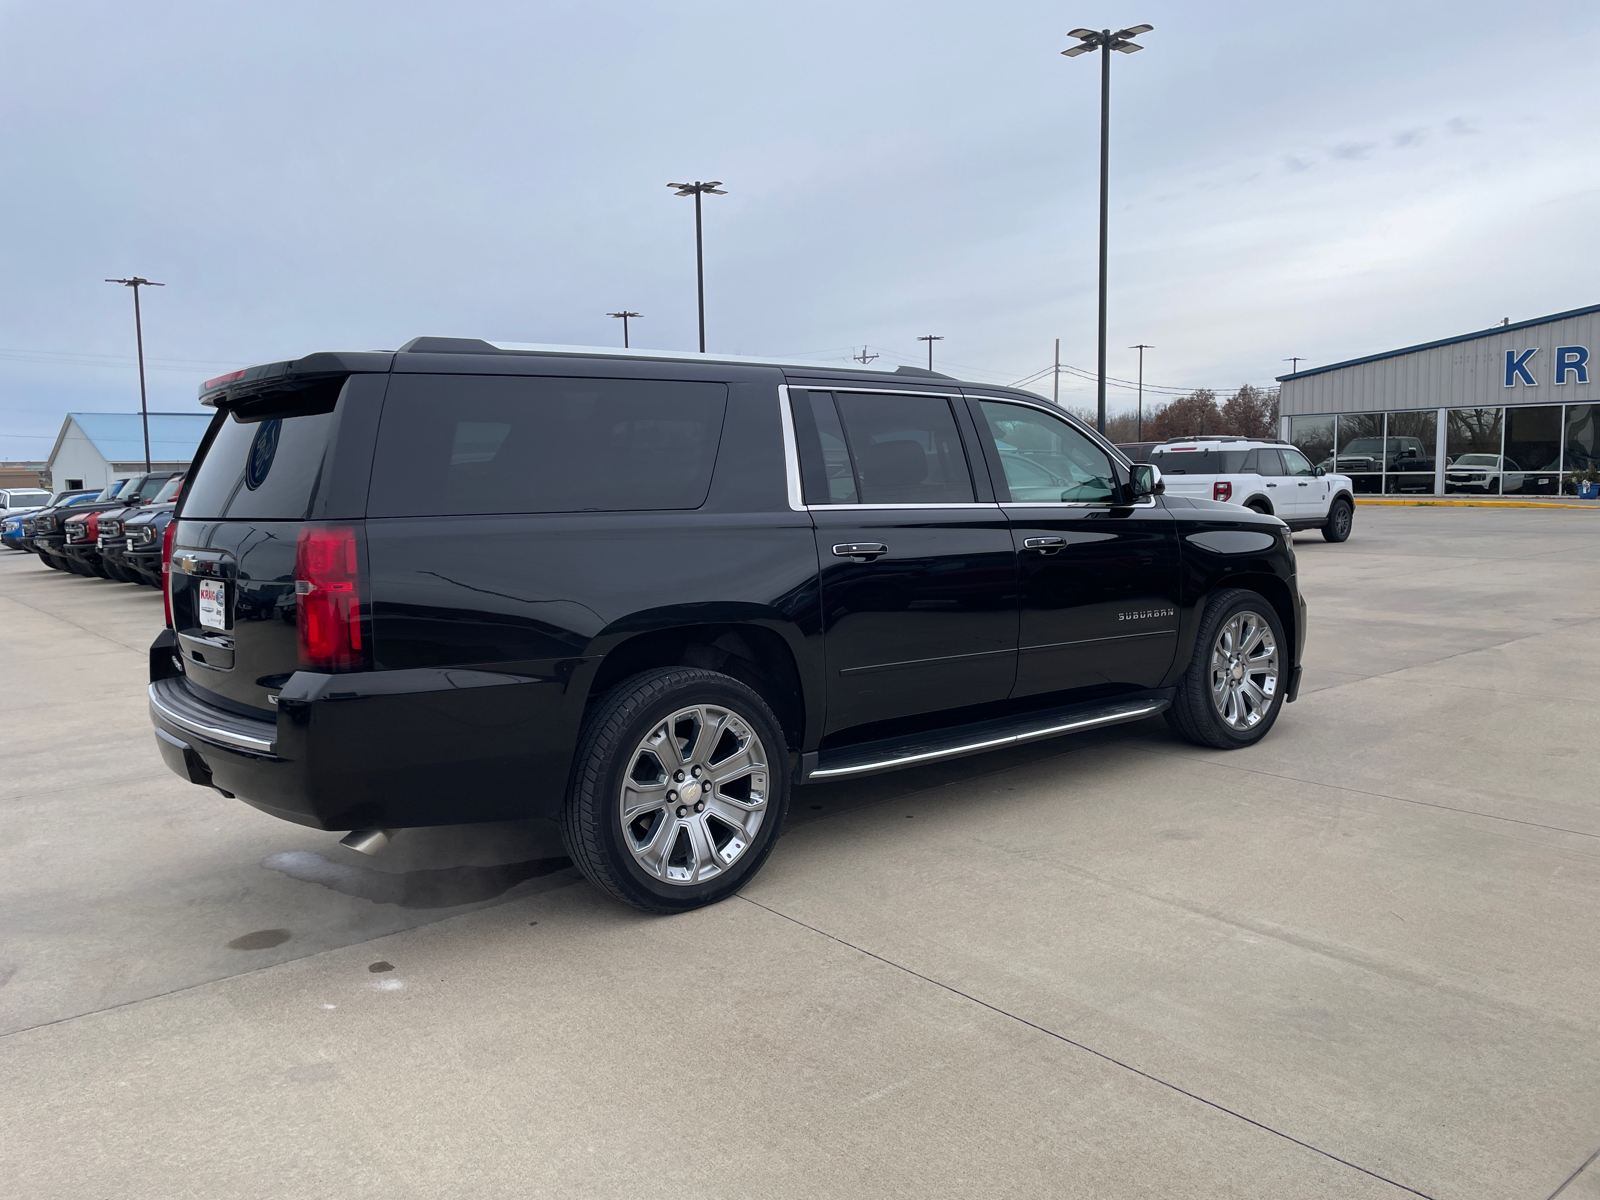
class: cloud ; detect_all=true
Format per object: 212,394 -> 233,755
1392,128 -> 1427,148
1331,142 -> 1377,161
1283,154 -> 1314,173
1446,116 -> 1480,136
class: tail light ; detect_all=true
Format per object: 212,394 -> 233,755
295,526 -> 366,671
161,520 -> 178,628
1213,481 -> 1233,502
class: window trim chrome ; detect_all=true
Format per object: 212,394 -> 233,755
777,384 -> 805,512
781,382 -> 985,512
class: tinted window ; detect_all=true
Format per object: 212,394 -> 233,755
369,375 -> 729,516
979,401 -> 1115,503
827,393 -> 974,505
182,406 -> 337,520
1254,448 -> 1286,476
791,391 -> 859,505
1149,450 -> 1250,474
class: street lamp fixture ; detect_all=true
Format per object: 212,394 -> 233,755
1062,23 -> 1153,434
667,181 -> 727,353
607,311 -> 642,349
104,276 -> 165,471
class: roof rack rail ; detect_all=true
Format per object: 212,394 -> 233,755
1157,435 -> 1277,444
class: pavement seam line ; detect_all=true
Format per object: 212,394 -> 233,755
1547,1141 -> 1600,1199
739,895 -> 1437,1199
0,585 -> 153,654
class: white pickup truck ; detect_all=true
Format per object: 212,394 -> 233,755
1147,438 -> 1356,542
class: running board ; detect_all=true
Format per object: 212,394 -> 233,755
805,694 -> 1171,782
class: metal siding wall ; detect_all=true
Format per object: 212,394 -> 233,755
1280,311 -> 1600,415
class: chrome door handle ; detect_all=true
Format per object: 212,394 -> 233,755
1023,536 -> 1065,554
832,542 -> 887,561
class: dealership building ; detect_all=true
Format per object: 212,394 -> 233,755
1277,303 -> 1600,496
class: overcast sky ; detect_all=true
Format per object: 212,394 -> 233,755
2,0 -> 1598,458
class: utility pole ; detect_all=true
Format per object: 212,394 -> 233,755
852,346 -> 879,364
667,181 -> 727,352
1130,343 -> 1152,439
917,335 -> 944,371
1063,24 -> 1153,434
607,311 -> 641,348
104,276 -> 165,471
1283,356 -> 1304,374
1053,338 -> 1061,405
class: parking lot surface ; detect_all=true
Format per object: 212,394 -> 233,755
2,506 -> 1598,1199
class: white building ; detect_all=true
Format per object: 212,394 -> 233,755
1278,303 -> 1600,497
46,412 -> 214,491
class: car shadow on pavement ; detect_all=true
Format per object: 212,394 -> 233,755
262,849 -> 577,908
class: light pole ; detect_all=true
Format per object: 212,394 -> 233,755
104,276 -> 165,471
1063,23 -> 1152,434
667,181 -> 727,352
917,335 -> 944,371
607,311 -> 641,348
1130,343 -> 1152,439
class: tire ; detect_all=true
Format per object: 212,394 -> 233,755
561,667 -> 790,914
1322,497 -> 1353,543
1165,588 -> 1288,750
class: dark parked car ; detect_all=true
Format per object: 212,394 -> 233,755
30,481 -> 133,570
10,489 -> 99,555
149,340 -> 1306,913
121,477 -> 185,586
60,472 -> 180,579
101,474 -> 184,585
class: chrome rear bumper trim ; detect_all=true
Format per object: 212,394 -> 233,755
148,678 -> 277,756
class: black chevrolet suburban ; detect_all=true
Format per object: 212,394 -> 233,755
149,339 -> 1305,912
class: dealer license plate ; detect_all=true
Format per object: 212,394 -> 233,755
198,579 -> 227,631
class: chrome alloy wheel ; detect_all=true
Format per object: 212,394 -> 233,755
619,704 -> 769,886
1209,610 -> 1279,731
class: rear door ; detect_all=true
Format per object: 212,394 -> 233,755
1250,447 -> 1292,515
170,375 -> 384,714
791,387 -> 1017,735
968,397 -> 1179,700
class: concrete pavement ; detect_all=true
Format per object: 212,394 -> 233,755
1,507 -> 1597,1198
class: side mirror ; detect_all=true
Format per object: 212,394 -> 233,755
1314,467 -> 1326,477
1129,463 -> 1164,499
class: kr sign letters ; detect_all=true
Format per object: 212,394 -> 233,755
1505,345 -> 1590,387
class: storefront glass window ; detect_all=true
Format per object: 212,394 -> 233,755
1289,416 -> 1334,473
1445,408 -> 1504,496
1564,405 -> 1599,491
1335,413 -> 1385,494
1384,409 -> 1437,494
1502,406 -> 1562,496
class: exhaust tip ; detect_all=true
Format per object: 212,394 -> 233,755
339,829 -> 396,855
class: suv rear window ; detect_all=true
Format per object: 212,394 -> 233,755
1150,449 -> 1250,474
369,375 -> 729,516
183,407 -> 339,520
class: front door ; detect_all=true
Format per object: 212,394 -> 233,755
1277,446 -> 1323,518
967,396 -> 1180,700
790,388 -> 1018,735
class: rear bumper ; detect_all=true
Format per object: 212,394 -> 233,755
146,630 -> 587,830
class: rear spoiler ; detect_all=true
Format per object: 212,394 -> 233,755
198,351 -> 393,409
